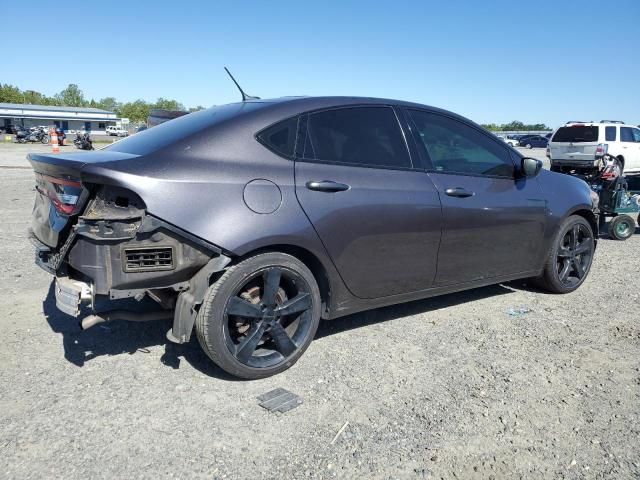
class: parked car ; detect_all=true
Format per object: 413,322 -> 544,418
28,96 -> 598,379
497,135 -> 519,147
548,121 -> 640,173
106,125 -> 129,137
519,135 -> 548,148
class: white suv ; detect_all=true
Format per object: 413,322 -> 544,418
548,121 -> 640,174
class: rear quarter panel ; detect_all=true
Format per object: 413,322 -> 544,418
80,111 -> 353,315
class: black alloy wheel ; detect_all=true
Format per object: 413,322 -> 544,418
196,252 -> 321,379
224,267 -> 313,368
534,215 -> 595,293
555,222 -> 594,287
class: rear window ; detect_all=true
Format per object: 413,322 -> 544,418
552,126 -> 599,143
105,102 -> 266,156
302,106 -> 411,169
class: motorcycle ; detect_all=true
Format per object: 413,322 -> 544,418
16,127 -> 50,144
74,131 -> 93,150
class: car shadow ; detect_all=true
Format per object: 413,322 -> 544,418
316,282 -> 518,339
43,280 -> 523,380
42,281 -> 240,381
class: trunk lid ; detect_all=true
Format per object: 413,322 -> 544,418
28,150 -> 138,248
549,125 -> 600,162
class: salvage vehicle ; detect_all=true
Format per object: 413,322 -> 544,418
29,95 -> 598,379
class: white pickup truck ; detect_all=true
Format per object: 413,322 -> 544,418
106,125 -> 129,137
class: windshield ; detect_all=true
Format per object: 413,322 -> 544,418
552,126 -> 599,143
104,102 -> 267,156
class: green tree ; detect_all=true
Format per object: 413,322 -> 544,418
119,100 -> 151,122
96,97 -> 120,113
55,84 -> 87,107
153,97 -> 185,111
0,84 -> 24,103
502,120 -> 526,131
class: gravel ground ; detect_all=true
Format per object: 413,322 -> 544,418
0,143 -> 638,479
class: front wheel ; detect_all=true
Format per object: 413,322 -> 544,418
196,252 -> 321,379
526,143 -> 532,149
533,215 -> 595,293
41,135 -> 50,145
609,214 -> 635,240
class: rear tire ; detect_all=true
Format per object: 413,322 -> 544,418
196,252 -> 321,379
526,143 -> 532,149
533,215 -> 595,293
609,215 -> 635,240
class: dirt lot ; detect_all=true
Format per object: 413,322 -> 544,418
1,143 -> 639,479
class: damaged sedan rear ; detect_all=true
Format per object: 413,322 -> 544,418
28,96 -> 598,379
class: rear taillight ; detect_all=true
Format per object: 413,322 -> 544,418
36,174 -> 82,215
595,143 -> 608,158
546,147 -> 550,158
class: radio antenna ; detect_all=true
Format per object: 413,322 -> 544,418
224,67 -> 260,101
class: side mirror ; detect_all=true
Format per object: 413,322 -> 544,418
521,157 -> 542,177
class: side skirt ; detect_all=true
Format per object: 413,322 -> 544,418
326,269 -> 543,320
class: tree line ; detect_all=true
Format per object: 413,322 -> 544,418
480,121 -> 550,132
0,83 -> 205,123
1,83 -> 550,129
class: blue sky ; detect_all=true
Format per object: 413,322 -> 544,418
3,0 -> 639,127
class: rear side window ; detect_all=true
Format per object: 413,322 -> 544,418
408,110 -> 514,177
257,116 -> 298,158
302,107 -> 411,169
605,126 -> 616,141
620,127 -> 635,142
552,126 -> 599,143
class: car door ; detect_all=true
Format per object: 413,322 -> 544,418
621,126 -> 640,171
405,109 -> 547,286
294,105 -> 443,299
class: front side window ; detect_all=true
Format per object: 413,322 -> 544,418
408,110 -> 514,177
257,116 -> 298,158
302,107 -> 411,169
633,128 -> 640,143
605,126 -> 616,141
620,127 -> 635,142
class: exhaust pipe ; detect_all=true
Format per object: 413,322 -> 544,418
80,310 -> 173,330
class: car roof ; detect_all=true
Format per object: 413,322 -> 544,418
234,95 -> 470,122
562,121 -> 630,127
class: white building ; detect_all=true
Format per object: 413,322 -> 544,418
0,103 -> 120,136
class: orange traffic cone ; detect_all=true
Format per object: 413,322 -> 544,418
51,128 -> 59,153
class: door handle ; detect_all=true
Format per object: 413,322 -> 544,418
306,180 -> 350,192
445,187 -> 475,198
